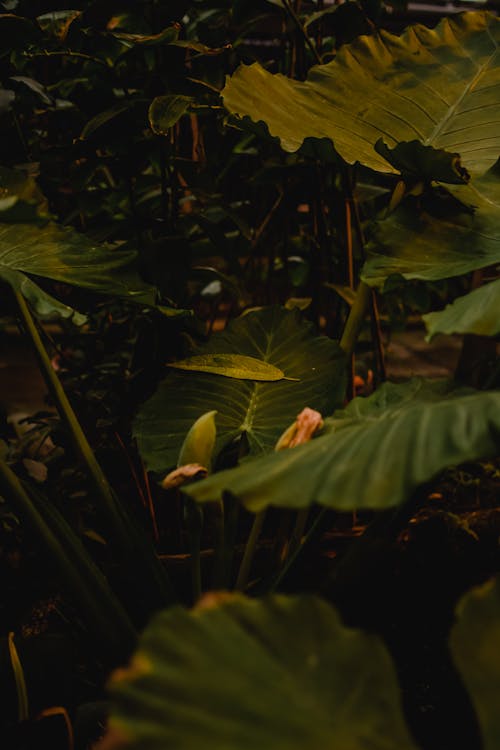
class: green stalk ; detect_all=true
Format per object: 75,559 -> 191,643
14,290 -> 175,606
270,508 -> 328,593
235,510 -> 267,592
0,456 -> 136,664
286,508 -> 310,560
339,281 -> 372,358
211,500 -> 225,589
212,493 -> 239,590
185,499 -> 203,603
15,291 -> 124,533
282,0 -> 322,64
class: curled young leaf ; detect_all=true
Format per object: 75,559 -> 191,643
374,140 -> 470,185
177,410 -> 217,470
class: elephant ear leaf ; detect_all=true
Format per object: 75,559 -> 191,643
186,379 -> 500,513
423,279 -> 500,340
134,306 -> 346,474
103,594 -> 419,750
362,165 -> 500,287
451,575 -> 500,750
222,12 -> 500,177
0,221 -> 162,311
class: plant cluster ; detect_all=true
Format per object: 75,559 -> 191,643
0,2 -> 499,749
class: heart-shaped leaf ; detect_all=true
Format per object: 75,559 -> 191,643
222,12 -> 500,177
104,594 -> 418,750
451,575 -> 500,750
423,279 -> 500,340
134,307 -> 346,474
186,379 -> 500,512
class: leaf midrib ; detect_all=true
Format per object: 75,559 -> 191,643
425,27 -> 499,147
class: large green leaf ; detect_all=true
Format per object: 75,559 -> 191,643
362,167 -> 500,287
0,221 -> 157,305
134,307 -> 346,474
187,379 -> 500,512
222,12 -> 500,176
423,278 -> 500,339
450,575 -> 500,750
105,594 -> 418,750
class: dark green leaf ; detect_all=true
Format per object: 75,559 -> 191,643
375,140 -> 470,184
148,95 -> 194,135
110,25 -> 180,49
451,575 -> 500,750
0,222 -> 156,305
423,279 -> 500,339
80,100 -> 147,140
187,379 -> 500,512
362,167 -> 500,287
106,594 -> 418,750
134,307 -> 346,474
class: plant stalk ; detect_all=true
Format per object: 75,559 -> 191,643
185,499 -> 203,603
14,290 -> 175,605
235,510 -> 267,591
14,291 -> 128,538
339,281 -> 372,358
0,455 -> 136,663
270,508 -> 329,592
282,0 -> 322,64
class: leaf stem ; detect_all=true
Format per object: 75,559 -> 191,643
236,509 -> 266,591
0,455 -> 136,663
14,291 -> 127,537
339,281 -> 372,358
186,499 -> 203,603
270,508 -> 328,592
282,0 -> 322,65
14,291 -> 175,605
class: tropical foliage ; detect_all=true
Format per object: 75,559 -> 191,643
0,3 -> 499,750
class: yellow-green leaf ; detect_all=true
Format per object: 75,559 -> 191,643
168,354 -> 291,381
223,12 -> 500,178
178,411 -> 217,470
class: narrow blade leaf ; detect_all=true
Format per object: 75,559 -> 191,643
168,354 -> 289,381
